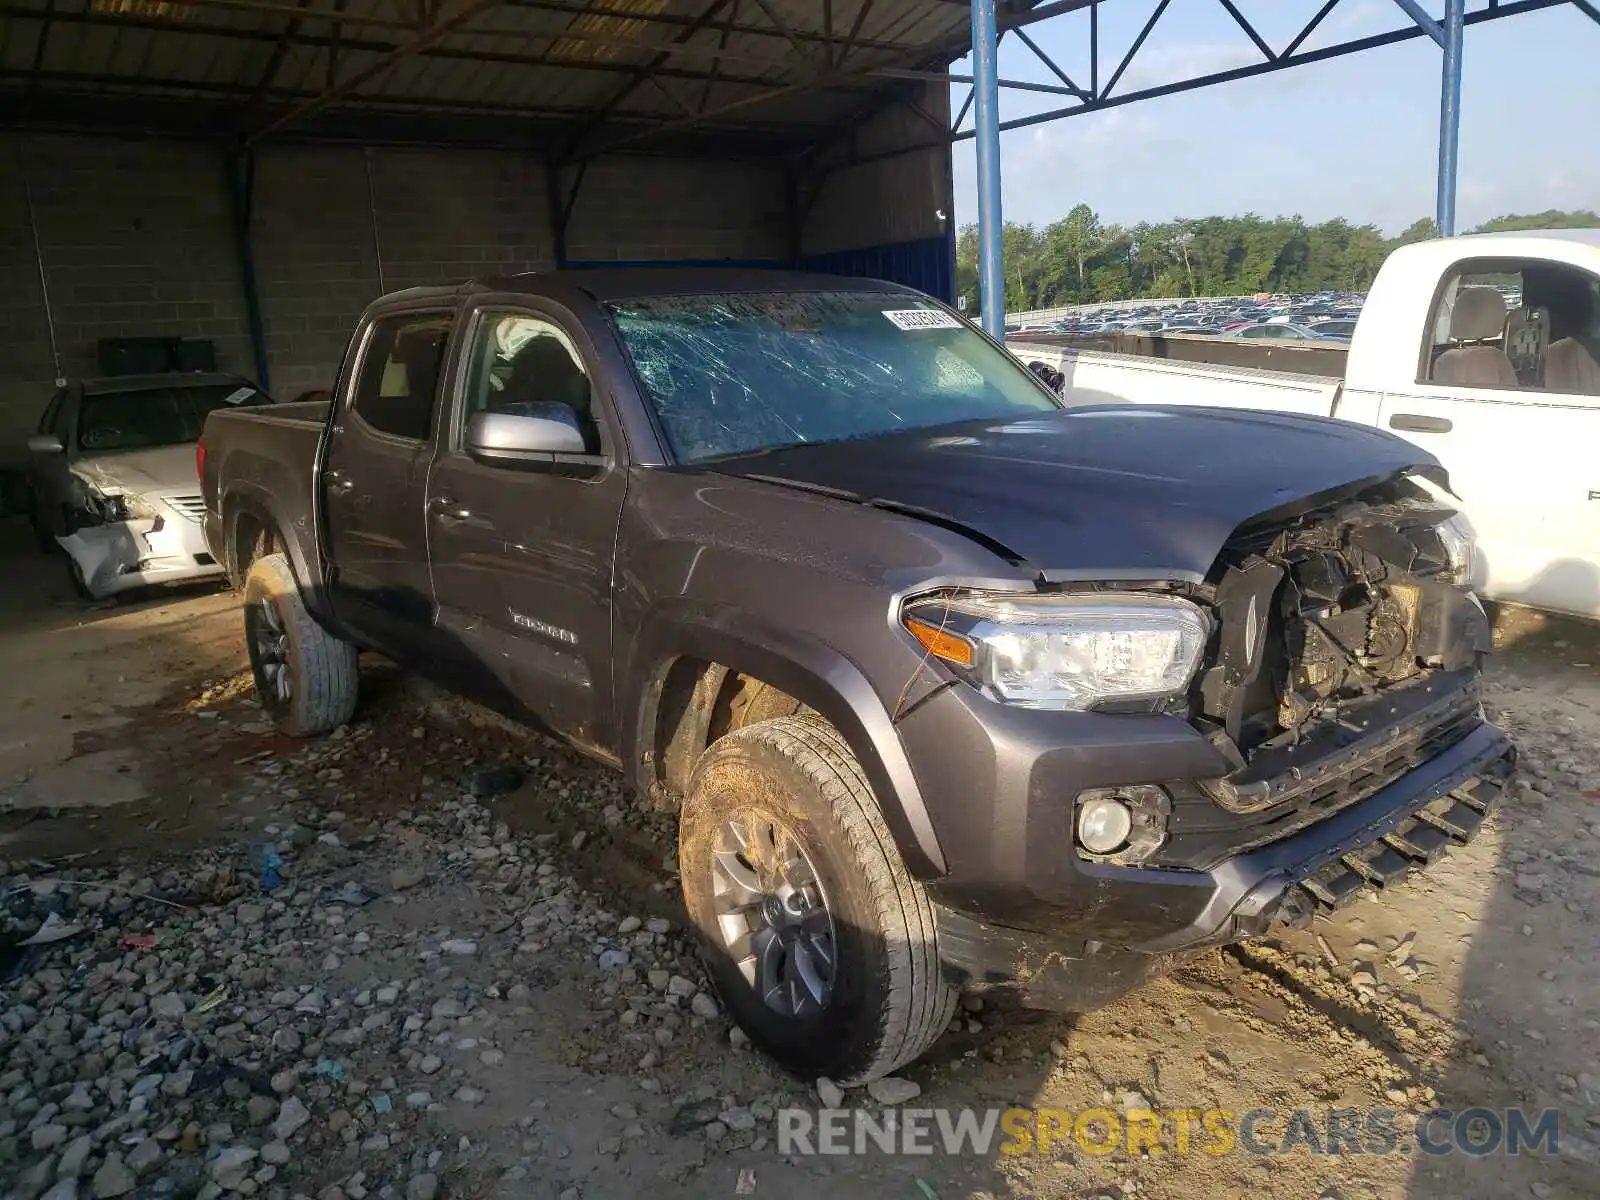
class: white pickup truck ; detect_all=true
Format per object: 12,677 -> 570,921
1012,229 -> 1600,621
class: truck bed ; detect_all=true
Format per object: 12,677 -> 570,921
1010,342 -> 1345,419
199,399 -> 328,587
1009,330 -> 1348,378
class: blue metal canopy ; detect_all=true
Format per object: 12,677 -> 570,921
961,0 -> 1598,336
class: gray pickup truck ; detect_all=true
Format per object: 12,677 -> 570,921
200,270 -> 1515,1083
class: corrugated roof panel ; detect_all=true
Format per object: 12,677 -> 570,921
7,0 -> 968,150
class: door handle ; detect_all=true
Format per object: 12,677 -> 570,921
1388,413 -> 1453,434
325,471 -> 354,496
428,495 -> 472,521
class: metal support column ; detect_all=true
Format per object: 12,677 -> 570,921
971,0 -> 1004,337
1436,0 -> 1464,235
225,151 -> 271,392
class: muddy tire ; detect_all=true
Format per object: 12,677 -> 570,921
242,552 -> 358,736
679,714 -> 956,1083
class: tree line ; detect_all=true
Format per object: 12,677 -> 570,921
956,207 -> 1600,313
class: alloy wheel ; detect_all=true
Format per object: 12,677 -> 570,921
710,811 -> 837,1019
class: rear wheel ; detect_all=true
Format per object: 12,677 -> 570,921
243,552 -> 358,736
678,714 -> 956,1083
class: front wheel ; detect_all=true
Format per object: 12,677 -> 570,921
678,715 -> 957,1083
243,552 -> 358,736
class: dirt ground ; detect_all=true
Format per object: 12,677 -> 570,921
2,515 -> 1597,1200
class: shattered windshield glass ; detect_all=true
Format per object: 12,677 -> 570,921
607,291 -> 1060,462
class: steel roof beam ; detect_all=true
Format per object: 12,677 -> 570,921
0,67 -> 828,134
954,0 -> 1569,138
26,0 -> 55,101
699,0 -> 739,112
1389,0 -> 1446,45
245,0 -> 319,112
500,0 -> 924,53
557,0 -> 734,160
834,0 -> 879,66
0,4 -> 887,93
1102,0 -> 1170,99
1282,0 -> 1343,58
1012,26 -> 1087,98
31,0 -> 929,55
1216,0 -> 1275,60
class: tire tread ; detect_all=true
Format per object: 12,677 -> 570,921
244,553 -> 358,736
712,715 -> 956,1081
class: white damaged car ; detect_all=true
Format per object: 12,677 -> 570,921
25,374 -> 273,599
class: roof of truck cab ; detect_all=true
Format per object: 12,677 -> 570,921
1459,228 -> 1600,248
377,269 -> 920,309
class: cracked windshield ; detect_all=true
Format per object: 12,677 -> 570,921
607,291 -> 1059,462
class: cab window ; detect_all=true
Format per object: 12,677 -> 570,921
351,314 -> 452,441
1424,260 -> 1600,395
459,312 -> 600,453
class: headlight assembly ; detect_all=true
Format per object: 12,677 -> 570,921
901,591 -> 1210,712
95,492 -> 162,523
1433,511 -> 1477,586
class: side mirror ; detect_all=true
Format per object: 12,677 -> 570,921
27,434 -> 64,455
465,404 -> 588,463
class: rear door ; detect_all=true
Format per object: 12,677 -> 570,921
322,308 -> 453,654
425,299 -> 627,752
1378,262 -> 1600,619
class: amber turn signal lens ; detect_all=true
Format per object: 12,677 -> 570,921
904,616 -> 975,667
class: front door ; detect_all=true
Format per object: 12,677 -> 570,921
1383,260 -> 1600,620
1377,384 -> 1600,618
322,310 -> 453,655
425,303 -> 627,751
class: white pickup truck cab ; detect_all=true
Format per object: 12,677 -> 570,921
1014,230 -> 1600,620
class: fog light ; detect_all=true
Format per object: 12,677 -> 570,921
1077,797 -> 1132,853
1075,785 -> 1171,863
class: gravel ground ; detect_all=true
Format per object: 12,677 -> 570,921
1,544 -> 1597,1200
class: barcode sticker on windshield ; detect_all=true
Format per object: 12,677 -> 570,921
882,308 -> 962,331
222,387 -> 257,406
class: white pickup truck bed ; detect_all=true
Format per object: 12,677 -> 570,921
1017,344 -> 1344,419
1008,229 -> 1600,622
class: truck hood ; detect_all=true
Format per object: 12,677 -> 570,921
705,405 -> 1443,582
71,444 -> 199,496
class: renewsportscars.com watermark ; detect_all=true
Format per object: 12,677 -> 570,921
777,1106 -> 1561,1158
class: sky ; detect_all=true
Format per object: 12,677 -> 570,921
946,1 -> 1600,235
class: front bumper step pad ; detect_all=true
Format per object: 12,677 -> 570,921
1278,759 -> 1509,927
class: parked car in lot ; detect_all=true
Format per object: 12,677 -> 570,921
1011,230 -> 1600,620
25,373 -> 271,598
1228,322 -> 1334,341
201,269 -> 1511,1083
1309,318 -> 1358,340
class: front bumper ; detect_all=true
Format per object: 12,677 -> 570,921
925,715 -> 1513,1011
59,494 -> 224,599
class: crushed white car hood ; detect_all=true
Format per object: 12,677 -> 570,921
72,444 -> 199,495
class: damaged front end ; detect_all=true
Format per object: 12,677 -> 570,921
58,477 -> 219,599
1152,473 -> 1510,913
1197,482 -> 1488,776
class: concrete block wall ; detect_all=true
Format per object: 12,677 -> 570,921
0,134 -> 253,463
802,83 -> 952,256
0,137 -> 795,467
564,156 -> 788,263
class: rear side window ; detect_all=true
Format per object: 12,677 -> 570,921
352,314 -> 452,441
